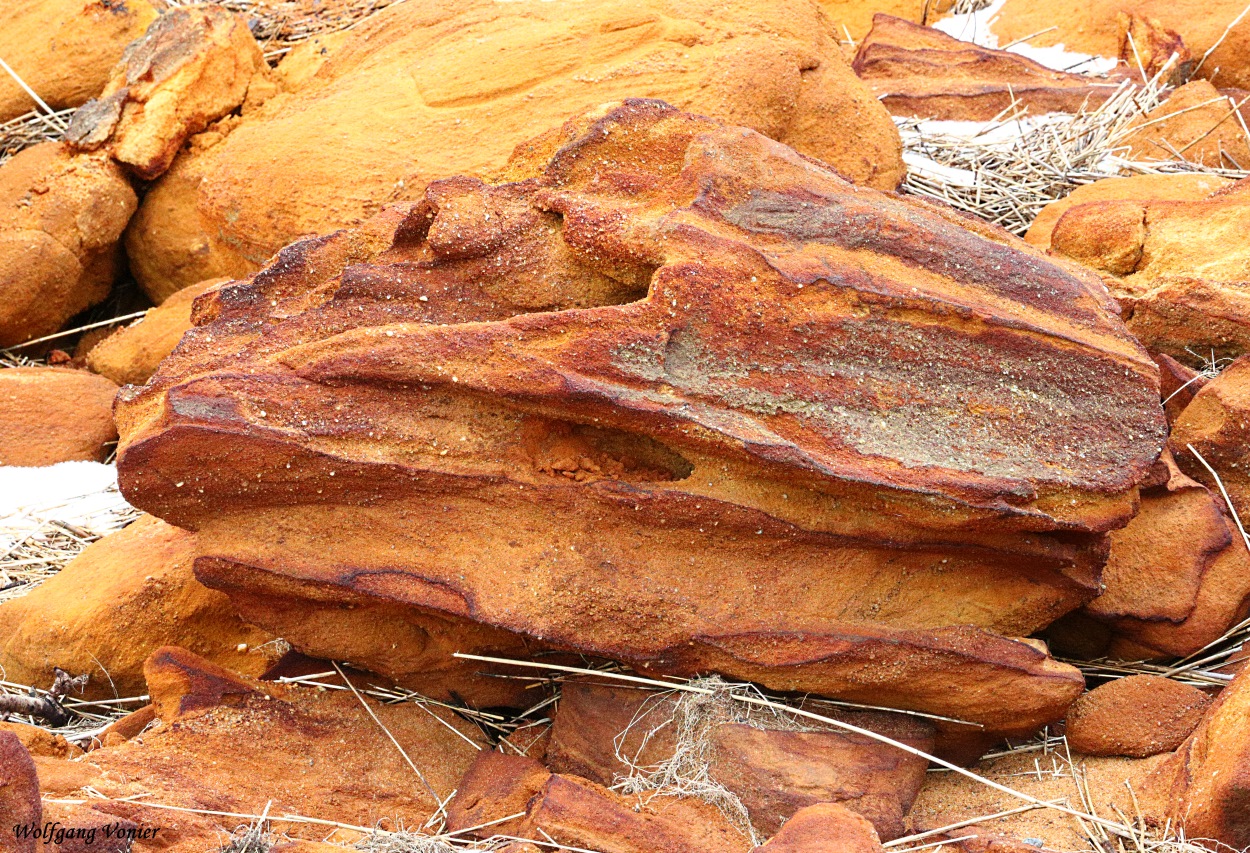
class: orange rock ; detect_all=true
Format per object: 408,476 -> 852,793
817,0 -> 928,42
546,679 -> 932,840
986,0 -> 1250,90
1025,174 -> 1233,249
49,647 -> 488,852
87,278 -> 226,386
853,15 -> 1128,120
0,0 -> 159,122
1153,352 -> 1209,424
752,803 -> 885,852
0,143 -> 136,347
0,731 -> 40,852
1147,667 -> 1250,848
447,751 -> 752,852
0,367 -> 118,465
1050,177 -> 1250,362
65,7 -> 271,181
1125,81 -> 1250,168
1171,355 -> 1250,516
111,101 -> 1172,743
0,722 -> 82,759
1065,675 -> 1211,757
0,515 -> 275,699
123,0 -> 905,299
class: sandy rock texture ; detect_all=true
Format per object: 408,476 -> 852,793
65,6 -> 271,181
752,803 -> 885,852
122,0 -> 906,300
546,678 -> 932,840
987,0 -> 1250,90
0,515 -> 276,699
0,367 -> 118,466
1148,666 -> 1250,848
853,15 -> 1128,120
1050,176 -> 1250,362
0,143 -> 136,348
87,278 -> 226,386
33,647 -> 488,852
0,0 -> 159,122
1125,80 -> 1250,168
1065,675 -> 1211,757
113,101 -> 1169,754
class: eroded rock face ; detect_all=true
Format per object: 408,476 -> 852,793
65,6 -> 271,181
115,101 -> 1168,744
546,679 -> 932,840
0,731 -> 40,853
1125,81 -> 1250,168
122,0 -> 905,299
753,803 -> 885,853
0,143 -> 136,348
852,15 -> 1127,120
0,0 -> 159,122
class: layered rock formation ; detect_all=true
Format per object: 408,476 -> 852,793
121,0 -> 905,300
0,143 -> 136,347
852,15 -> 1127,120
65,6 -> 272,181
114,101 -> 1168,750
0,0 -> 159,122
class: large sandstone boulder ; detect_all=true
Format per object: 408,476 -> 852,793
0,515 -> 276,698
852,15 -> 1128,120
753,803 -> 885,853
985,0 -> 1250,90
0,0 -> 159,122
1050,177 -> 1250,363
0,367 -> 118,466
65,6 -> 272,181
123,0 -> 905,300
114,101 -> 1168,748
0,143 -> 136,347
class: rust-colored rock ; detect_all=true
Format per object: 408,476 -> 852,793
0,0 -> 159,122
852,16 -> 1126,120
752,803 -> 885,852
447,751 -> 752,852
1147,667 -> 1250,848
1065,675 -> 1211,757
115,100 -> 1170,744
123,0 -> 905,299
87,278 -> 226,386
1050,177 -> 1250,362
985,0 -> 1250,90
1154,352 -> 1209,424
45,647 -> 487,852
65,6 -> 270,181
0,731 -> 40,853
1171,355 -> 1250,516
547,678 -> 931,840
0,515 -> 275,698
0,143 -> 136,348
1025,174 -> 1234,249
0,367 -> 118,466
1125,81 -> 1250,168
0,722 -> 82,759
